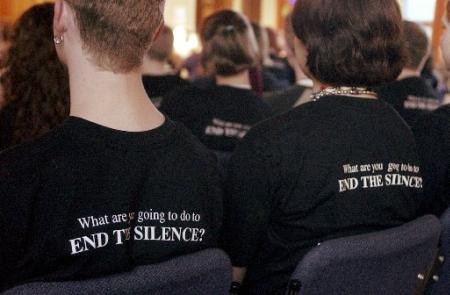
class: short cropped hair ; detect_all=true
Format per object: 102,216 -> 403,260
147,25 -> 174,62
65,0 -> 165,73
201,10 -> 258,76
403,21 -> 429,70
292,0 -> 405,87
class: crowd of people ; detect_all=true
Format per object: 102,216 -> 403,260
0,0 -> 448,294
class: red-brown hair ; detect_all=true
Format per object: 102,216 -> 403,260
292,0 -> 405,87
2,3 -> 69,147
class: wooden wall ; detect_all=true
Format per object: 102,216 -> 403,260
0,0 -> 52,23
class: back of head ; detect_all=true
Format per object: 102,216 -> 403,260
147,25 -> 174,62
2,3 -> 69,147
403,21 -> 429,71
65,0 -> 165,73
201,10 -> 258,76
292,0 -> 405,87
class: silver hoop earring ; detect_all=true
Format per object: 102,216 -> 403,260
54,35 -> 64,45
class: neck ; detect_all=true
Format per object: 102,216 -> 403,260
397,68 -> 421,80
142,58 -> 174,76
216,70 -> 251,88
68,58 -> 164,132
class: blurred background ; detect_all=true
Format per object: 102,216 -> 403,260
0,0 -> 444,63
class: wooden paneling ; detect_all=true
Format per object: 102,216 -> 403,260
432,0 -> 445,65
0,0 -> 53,24
196,0 -> 233,31
242,0 -> 261,23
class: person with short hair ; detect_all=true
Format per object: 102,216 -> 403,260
412,2 -> 450,217
377,21 -> 440,127
221,1 -> 424,293
0,0 -> 222,292
141,25 -> 189,108
160,10 -> 271,153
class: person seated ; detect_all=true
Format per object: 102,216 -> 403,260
142,25 -> 189,108
266,27 -> 297,86
412,2 -> 450,217
262,13 -> 313,115
251,22 -> 290,92
0,0 -> 222,292
160,10 -> 272,153
376,21 -> 440,127
221,1 -> 424,294
0,4 -> 70,151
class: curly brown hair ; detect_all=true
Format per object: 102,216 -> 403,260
1,3 -> 69,148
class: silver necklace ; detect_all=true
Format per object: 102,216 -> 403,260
310,86 -> 377,102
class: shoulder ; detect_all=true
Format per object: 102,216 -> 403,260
240,101 -> 318,147
170,121 -> 219,168
0,127 -> 67,198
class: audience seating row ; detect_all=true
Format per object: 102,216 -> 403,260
5,213 -> 449,295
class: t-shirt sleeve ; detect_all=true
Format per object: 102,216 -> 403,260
413,112 -> 450,216
221,134 -> 276,266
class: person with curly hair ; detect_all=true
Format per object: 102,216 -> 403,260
0,21 -> 13,107
0,3 -> 70,150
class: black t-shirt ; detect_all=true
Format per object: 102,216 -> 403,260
142,74 -> 190,108
376,77 -> 440,127
221,96 -> 424,294
413,105 -> 450,216
0,117 -> 223,292
160,85 -> 272,152
263,83 -> 313,115
0,103 -> 15,150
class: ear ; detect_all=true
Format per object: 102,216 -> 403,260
153,20 -> 165,42
53,0 -> 66,37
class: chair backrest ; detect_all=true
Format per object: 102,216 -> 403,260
4,248 -> 232,295
287,215 -> 441,295
426,208 -> 450,295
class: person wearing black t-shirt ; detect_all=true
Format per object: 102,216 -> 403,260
413,105 -> 450,216
0,1 -> 222,292
141,25 -> 189,108
221,1 -> 424,294
412,6 -> 450,217
160,10 -> 272,153
376,21 -> 439,127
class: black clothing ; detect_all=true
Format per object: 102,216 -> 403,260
160,85 -> 272,152
142,74 -> 190,108
376,77 -> 439,127
261,68 -> 289,92
262,83 -> 312,115
0,103 -> 15,150
0,116 -> 223,292
222,96 -> 424,294
413,105 -> 450,216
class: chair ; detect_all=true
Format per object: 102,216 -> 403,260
425,208 -> 450,295
286,215 -> 441,295
4,248 -> 232,295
